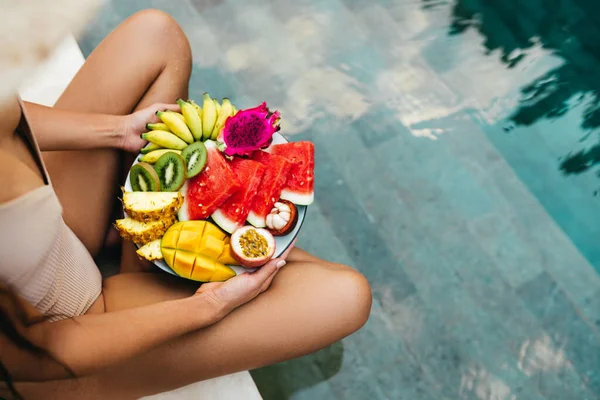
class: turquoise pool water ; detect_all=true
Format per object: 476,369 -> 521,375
82,1 -> 600,398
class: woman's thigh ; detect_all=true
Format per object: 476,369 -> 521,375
18,255 -> 371,399
43,9 -> 192,257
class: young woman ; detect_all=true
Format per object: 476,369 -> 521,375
0,7 -> 371,399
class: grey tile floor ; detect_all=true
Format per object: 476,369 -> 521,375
81,0 -> 600,398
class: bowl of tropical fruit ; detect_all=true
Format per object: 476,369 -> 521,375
115,93 -> 314,282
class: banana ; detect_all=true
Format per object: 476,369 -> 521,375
172,110 -> 185,122
156,111 -> 194,144
141,130 -> 188,150
190,99 -> 203,120
146,122 -> 170,131
201,93 -> 217,140
177,99 -> 203,141
231,106 -> 238,115
210,98 -> 233,140
167,111 -> 186,123
213,98 -> 221,115
139,149 -> 182,164
140,142 -> 163,154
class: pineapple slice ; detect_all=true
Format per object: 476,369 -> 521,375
136,239 -> 163,261
121,190 -> 183,222
115,217 -> 175,245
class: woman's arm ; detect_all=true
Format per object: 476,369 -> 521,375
3,256 -> 286,382
22,101 -> 180,152
22,102 -> 125,152
3,293 -> 222,382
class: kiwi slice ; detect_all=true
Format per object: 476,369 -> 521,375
181,141 -> 208,178
130,162 -> 161,192
154,152 -> 187,192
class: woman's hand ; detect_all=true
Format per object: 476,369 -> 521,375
119,103 -> 181,153
196,240 -> 296,317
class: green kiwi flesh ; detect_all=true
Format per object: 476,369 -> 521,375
181,141 -> 207,179
130,162 -> 161,192
154,153 -> 187,192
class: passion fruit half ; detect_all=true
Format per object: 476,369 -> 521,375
230,226 -> 276,268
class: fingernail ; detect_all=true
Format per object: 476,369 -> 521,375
276,260 -> 286,269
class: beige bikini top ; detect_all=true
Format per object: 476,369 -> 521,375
0,100 -> 102,319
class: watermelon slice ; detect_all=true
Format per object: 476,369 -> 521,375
211,158 -> 266,233
179,141 -> 241,221
247,152 -> 291,228
268,141 -> 314,205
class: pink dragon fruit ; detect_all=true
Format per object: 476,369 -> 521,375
217,102 -> 280,157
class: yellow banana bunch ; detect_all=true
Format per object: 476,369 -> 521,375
156,111 -> 194,144
139,96 -> 241,155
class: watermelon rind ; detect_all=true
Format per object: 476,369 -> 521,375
280,189 -> 314,206
247,211 -> 267,228
211,208 -> 239,234
268,141 -> 315,207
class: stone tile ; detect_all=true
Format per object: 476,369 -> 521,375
467,212 -> 544,289
326,340 -> 388,400
353,108 -> 408,148
295,203 -> 355,267
375,361 -> 446,400
580,287 -> 600,329
517,272 -> 600,395
342,298 -> 405,372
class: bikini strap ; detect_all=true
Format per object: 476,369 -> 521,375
16,97 -> 51,185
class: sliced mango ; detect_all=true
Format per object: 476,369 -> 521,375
209,262 -> 237,281
218,244 -> 238,265
162,248 -> 176,268
174,251 -> 196,279
178,229 -> 200,252
161,220 -> 239,282
203,223 -> 227,240
198,234 -> 224,260
161,228 -> 181,249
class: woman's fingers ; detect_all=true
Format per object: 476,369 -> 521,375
248,258 -> 284,286
250,258 -> 281,279
259,269 -> 279,293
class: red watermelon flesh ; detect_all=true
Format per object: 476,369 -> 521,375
178,141 -> 241,221
268,141 -> 314,205
211,158 -> 266,233
247,151 -> 291,228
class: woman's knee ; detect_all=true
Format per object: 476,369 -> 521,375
125,9 -> 192,69
334,267 -> 372,331
292,261 -> 372,334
